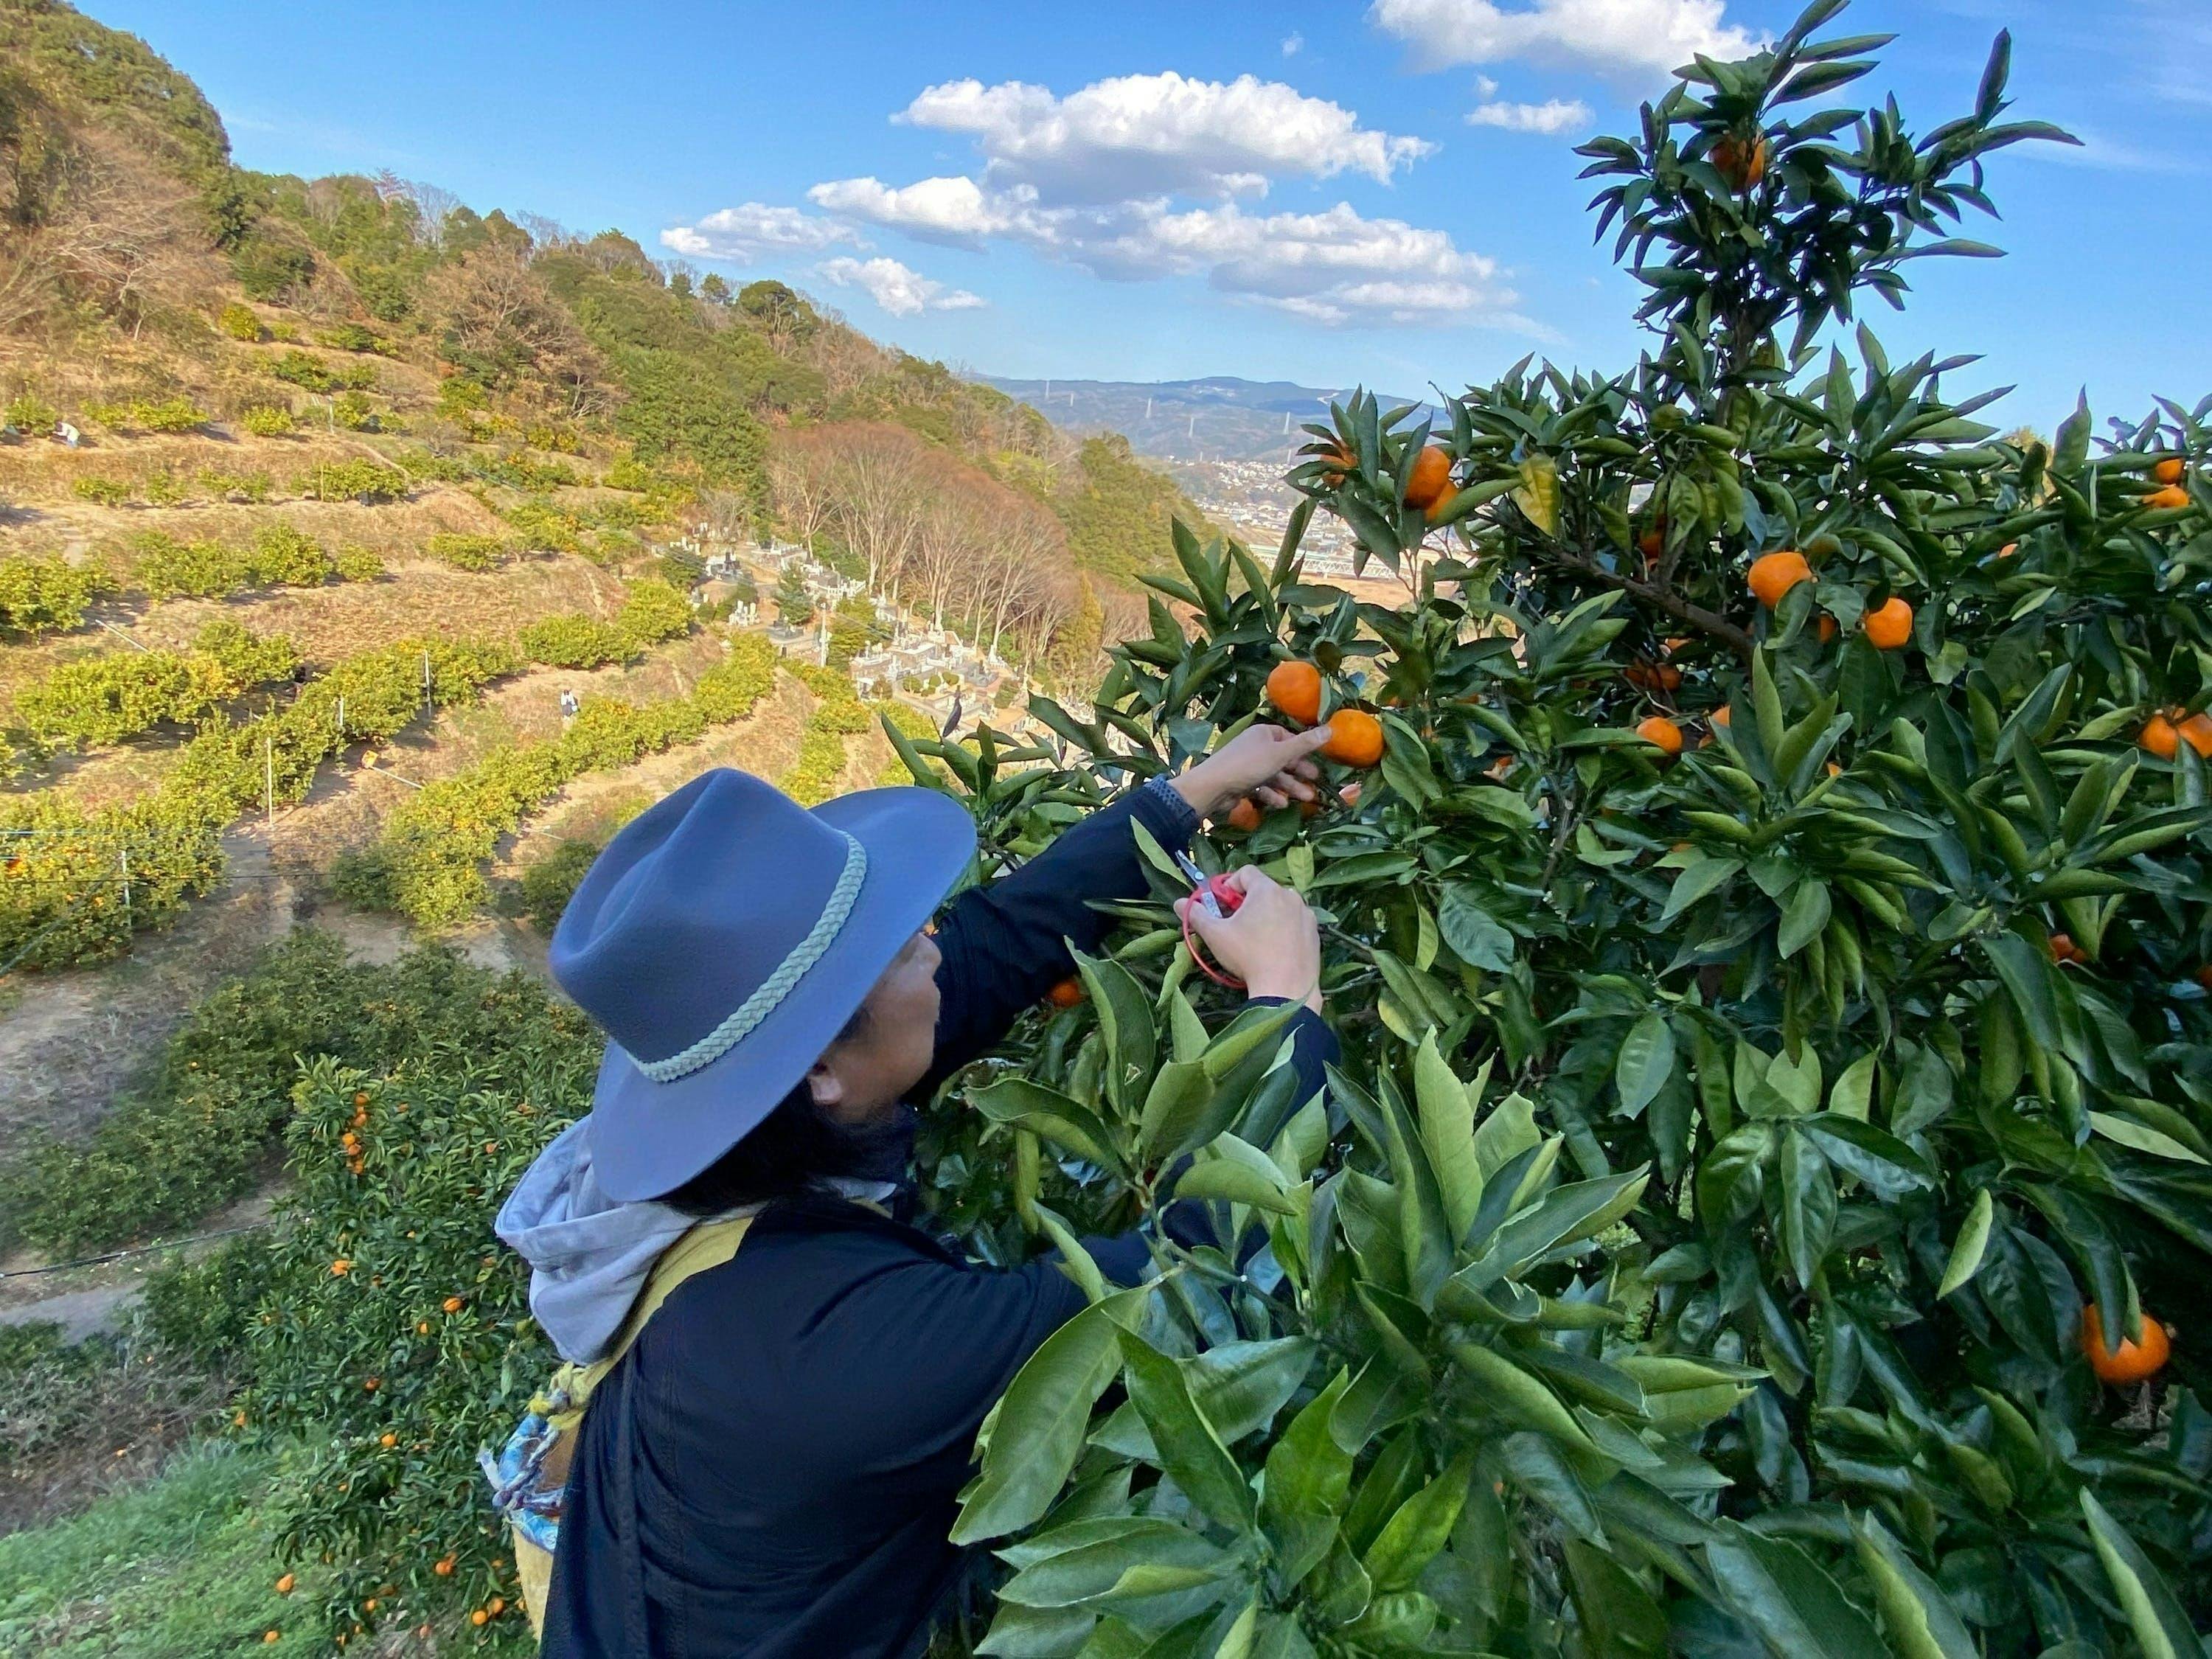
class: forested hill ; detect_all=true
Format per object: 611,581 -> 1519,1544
0,0 -> 1204,672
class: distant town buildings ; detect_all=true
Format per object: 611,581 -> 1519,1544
1172,458 -> 1361,579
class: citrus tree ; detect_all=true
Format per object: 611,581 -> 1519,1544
882,7 -> 2212,1653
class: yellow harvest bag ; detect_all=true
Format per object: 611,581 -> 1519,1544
486,1213 -> 757,1639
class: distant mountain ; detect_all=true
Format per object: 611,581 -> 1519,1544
975,375 -> 1436,462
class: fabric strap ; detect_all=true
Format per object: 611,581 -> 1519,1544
633,833 -> 868,1083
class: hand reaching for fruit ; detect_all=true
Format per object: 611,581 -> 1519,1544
1174,866 -> 1323,1012
1169,723 -> 1332,821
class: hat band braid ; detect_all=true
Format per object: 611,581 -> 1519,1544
634,833 -> 869,1084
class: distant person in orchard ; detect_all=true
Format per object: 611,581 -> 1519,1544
559,687 -> 580,723
493,725 -> 1338,1658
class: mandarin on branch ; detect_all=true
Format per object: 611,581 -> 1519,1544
1320,708 -> 1385,768
1748,549 -> 1813,608
1263,659 -> 1323,726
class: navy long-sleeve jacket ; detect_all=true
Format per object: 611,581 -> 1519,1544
541,782 -> 1337,1659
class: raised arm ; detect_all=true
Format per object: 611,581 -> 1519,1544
922,725 -> 1332,1089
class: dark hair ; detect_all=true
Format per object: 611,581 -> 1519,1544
659,1005 -> 886,1215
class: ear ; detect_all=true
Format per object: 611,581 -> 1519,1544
804,1059 -> 846,1113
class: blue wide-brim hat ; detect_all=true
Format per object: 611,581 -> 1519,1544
548,769 -> 977,1202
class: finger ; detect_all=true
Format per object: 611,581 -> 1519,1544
1288,758 -> 1321,782
1255,786 -> 1289,809
1290,724 -> 1335,754
1225,864 -> 1281,897
1272,771 -> 1316,801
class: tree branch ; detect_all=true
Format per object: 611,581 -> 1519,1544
1540,542 -> 1754,662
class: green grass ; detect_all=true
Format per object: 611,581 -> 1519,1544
0,1439 -> 313,1656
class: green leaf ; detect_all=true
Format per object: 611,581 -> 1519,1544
1033,1203 -> 1107,1304
2089,1111 -> 2208,1165
1461,1168 -> 1650,1290
954,1295 -> 1140,1543
1437,886 -> 1516,971
1851,1515 -> 1978,1659
1473,1091 -> 1541,1180
1937,1189 -> 1995,1297
995,1516 -> 1230,1608
1753,645 -> 1786,758
1798,1113 -> 1933,1197
1117,1329 -> 1257,1533
2079,1489 -> 2205,1659
1136,1061 -> 1217,1164
1362,1453 -> 1475,1592
1829,1051 -> 1877,1120
1177,1135 -> 1300,1214
1706,1520 -> 1891,1659
1448,1341 -> 1598,1453
1614,1012 -> 1676,1115
1778,1133 -> 1836,1291
1414,1032 -> 1484,1242
1778,879 -> 1832,959
1661,856 -> 1742,923
1262,1370 -> 1355,1590
1074,948 -> 1158,1115
970,1077 -> 1124,1171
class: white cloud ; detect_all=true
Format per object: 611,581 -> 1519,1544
816,256 -> 987,317
894,70 -> 1434,203
807,175 -> 1010,246
1475,73 -> 1500,96
1371,0 -> 1757,83
1282,32 -> 1305,55
658,202 -> 863,262
1467,97 -> 1592,133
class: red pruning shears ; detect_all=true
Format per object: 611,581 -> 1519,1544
1173,849 -> 1247,990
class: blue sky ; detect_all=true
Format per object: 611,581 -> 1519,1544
101,0 -> 2210,431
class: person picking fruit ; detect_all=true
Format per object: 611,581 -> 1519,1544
492,722 -> 1335,1656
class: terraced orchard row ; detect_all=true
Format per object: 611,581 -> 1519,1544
0,574 -> 692,969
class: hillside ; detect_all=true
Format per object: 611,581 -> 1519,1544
0,0 -> 1222,1176
0,0 -> 1206,673
976,372 -> 1437,462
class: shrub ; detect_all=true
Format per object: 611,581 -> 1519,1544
331,543 -> 386,582
421,532 -> 512,572
238,404 -> 294,437
217,302 -> 262,341
268,349 -> 341,392
518,613 -> 629,669
501,498 -> 586,554
142,470 -> 189,507
1,935 -> 585,1259
312,321 -> 389,355
119,525 -> 344,599
394,445 -> 469,483
5,390 -> 58,431
863,17 -> 2212,1657
12,622 -> 298,751
296,458 -> 408,504
331,390 -> 379,431
516,837 -> 603,933
0,554 -> 108,636
71,476 -> 133,507
174,1029 -> 592,1643
196,467 -> 271,504
131,397 -> 209,434
613,577 -> 691,647
782,665 -> 872,804
602,456 -> 652,492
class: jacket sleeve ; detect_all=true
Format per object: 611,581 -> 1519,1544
922,776 -> 1199,1094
